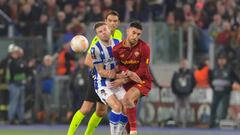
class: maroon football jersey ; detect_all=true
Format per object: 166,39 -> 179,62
113,39 -> 153,82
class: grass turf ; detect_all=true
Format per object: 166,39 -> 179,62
0,125 -> 239,135
0,130 -> 183,135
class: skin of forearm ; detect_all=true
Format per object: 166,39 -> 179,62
84,53 -> 94,69
98,69 -> 116,79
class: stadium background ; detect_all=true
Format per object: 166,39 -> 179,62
1,0 -> 240,134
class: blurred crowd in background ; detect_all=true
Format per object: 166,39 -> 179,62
0,0 -> 240,128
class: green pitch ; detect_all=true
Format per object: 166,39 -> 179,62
0,130 -> 175,135
0,125 -> 238,135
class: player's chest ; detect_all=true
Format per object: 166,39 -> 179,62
119,47 -> 141,61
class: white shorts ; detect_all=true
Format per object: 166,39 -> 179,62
95,86 -> 126,104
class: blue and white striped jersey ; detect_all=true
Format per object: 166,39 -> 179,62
90,38 -> 120,90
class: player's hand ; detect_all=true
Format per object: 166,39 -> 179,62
109,79 -> 124,88
107,70 -> 116,79
126,70 -> 143,84
116,71 -> 128,79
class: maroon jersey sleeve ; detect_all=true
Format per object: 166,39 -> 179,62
112,44 -> 128,71
135,43 -> 150,77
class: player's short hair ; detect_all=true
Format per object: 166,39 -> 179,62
94,21 -> 107,31
129,21 -> 143,30
105,10 -> 120,19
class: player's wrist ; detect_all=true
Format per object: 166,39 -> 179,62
108,71 -> 116,79
121,78 -> 128,84
126,70 -> 132,77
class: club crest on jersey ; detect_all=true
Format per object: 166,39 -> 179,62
134,51 -> 140,57
100,89 -> 107,96
91,48 -> 96,59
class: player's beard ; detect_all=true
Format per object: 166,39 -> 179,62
102,36 -> 111,44
129,39 -> 137,46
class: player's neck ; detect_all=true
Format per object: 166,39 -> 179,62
125,40 -> 137,48
111,30 -> 114,35
101,39 -> 111,46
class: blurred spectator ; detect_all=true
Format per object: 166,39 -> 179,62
148,0 -> 165,21
87,3 -> 103,22
216,21 -> 233,46
42,0 -> 59,24
216,0 -> 228,20
102,0 -> 118,16
69,56 -> 89,113
53,11 -> 67,38
63,3 -> 74,24
113,0 -> 126,21
6,46 -> 28,124
182,4 -> 200,58
209,53 -> 240,128
0,44 -> 17,122
27,0 -> 42,21
23,58 -> 37,124
74,0 -> 88,22
231,27 -> 240,49
35,55 -> 54,124
203,0 -> 217,23
133,0 -> 150,22
215,21 -> 235,60
194,56 -> 209,88
194,0 -> 209,29
0,0 -> 11,16
55,34 -> 75,122
166,11 -> 179,62
34,14 -> 48,38
18,3 -> 36,36
171,59 -> 195,127
231,11 -> 240,31
68,17 -> 86,36
9,0 -> 18,23
124,0 -> 134,21
165,0 -> 177,16
56,34 -> 75,75
208,14 -> 223,40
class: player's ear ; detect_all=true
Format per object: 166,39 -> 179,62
126,28 -> 129,35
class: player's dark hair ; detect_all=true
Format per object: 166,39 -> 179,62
129,21 -> 143,30
105,10 -> 120,19
94,22 -> 106,31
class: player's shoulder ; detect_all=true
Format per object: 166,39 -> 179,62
139,39 -> 150,48
113,29 -> 123,40
90,36 -> 100,46
114,29 -> 122,35
112,38 -> 120,44
90,42 -> 100,51
113,40 -> 123,49
92,36 -> 99,42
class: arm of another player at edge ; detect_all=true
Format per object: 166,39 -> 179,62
84,53 -> 94,69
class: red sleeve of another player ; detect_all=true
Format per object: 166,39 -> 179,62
135,44 -> 150,77
112,46 -> 128,72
